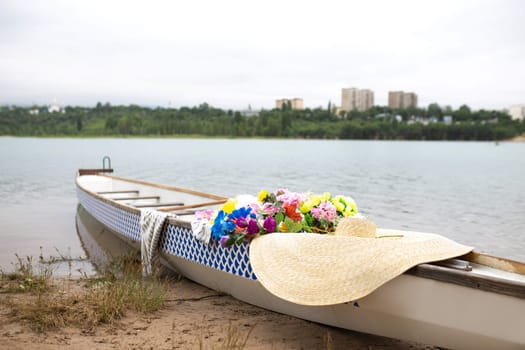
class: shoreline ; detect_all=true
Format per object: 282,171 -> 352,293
508,133 -> 525,142
0,276 -> 437,349
1,134 -> 525,142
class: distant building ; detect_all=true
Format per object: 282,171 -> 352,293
443,115 -> 453,124
333,105 -> 342,117
240,105 -> 260,117
29,108 -> 39,115
341,87 -> 374,112
48,98 -> 65,113
388,91 -> 418,109
276,98 -> 304,110
509,104 -> 525,121
388,91 -> 403,109
402,92 -> 418,108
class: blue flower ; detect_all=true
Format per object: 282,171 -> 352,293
211,210 -> 235,240
230,206 -> 252,220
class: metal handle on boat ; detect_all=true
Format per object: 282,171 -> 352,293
102,156 -> 111,170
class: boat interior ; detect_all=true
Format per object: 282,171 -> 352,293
77,171 -> 227,218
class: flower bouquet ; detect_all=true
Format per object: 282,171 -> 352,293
195,189 -> 359,247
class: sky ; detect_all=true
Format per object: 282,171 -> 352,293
1,0 -> 524,111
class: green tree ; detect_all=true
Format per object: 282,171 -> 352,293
454,105 -> 472,122
76,115 -> 83,132
427,103 -> 442,119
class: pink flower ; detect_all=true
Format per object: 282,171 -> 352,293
275,189 -> 304,207
196,210 -> 214,221
310,201 -> 337,222
261,203 -> 280,215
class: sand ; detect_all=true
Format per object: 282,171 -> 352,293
508,134 -> 525,142
0,277 -> 438,350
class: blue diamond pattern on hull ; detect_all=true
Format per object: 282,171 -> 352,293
77,187 -> 257,280
160,224 -> 257,280
77,188 -> 141,241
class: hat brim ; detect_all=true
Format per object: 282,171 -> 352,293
249,230 -> 473,306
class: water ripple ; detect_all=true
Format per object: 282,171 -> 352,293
1,138 -> 524,265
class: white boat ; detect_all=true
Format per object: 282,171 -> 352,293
76,168 -> 525,350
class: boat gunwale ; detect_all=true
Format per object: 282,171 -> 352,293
408,261 -> 525,300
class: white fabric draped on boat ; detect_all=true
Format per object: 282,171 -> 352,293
190,219 -> 212,244
140,209 -> 168,276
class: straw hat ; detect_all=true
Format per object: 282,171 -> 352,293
249,217 -> 472,306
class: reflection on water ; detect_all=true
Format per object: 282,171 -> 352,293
75,204 -> 136,273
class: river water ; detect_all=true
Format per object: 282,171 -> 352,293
1,137 -> 524,273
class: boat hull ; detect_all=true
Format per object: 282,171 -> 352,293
76,174 -> 525,350
163,252 -> 524,350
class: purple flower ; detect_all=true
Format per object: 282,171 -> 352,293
219,235 -> 229,247
247,219 -> 260,235
235,216 -> 248,229
263,216 -> 276,233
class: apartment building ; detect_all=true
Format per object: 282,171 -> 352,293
509,104 -> 525,121
276,98 -> 304,110
341,88 -> 374,112
388,91 -> 418,109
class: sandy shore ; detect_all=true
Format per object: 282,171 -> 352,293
0,276 -> 437,350
508,134 -> 525,142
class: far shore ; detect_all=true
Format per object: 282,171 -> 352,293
1,134 -> 525,142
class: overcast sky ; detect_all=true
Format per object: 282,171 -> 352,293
1,0 -> 524,110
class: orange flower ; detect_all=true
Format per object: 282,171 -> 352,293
284,204 -> 302,222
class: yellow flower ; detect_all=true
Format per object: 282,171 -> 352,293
221,198 -> 237,214
321,192 -> 331,201
299,202 -> 309,213
331,198 -> 345,212
330,195 -> 358,216
300,197 -> 316,213
258,189 -> 269,202
309,194 -> 322,206
343,202 -> 358,216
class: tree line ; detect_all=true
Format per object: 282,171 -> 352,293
0,102 -> 523,141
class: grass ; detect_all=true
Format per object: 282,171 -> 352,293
193,320 -> 255,350
192,322 -> 333,350
84,254 -> 168,321
324,332 -> 335,350
215,322 -> 255,350
1,252 -> 336,349
0,252 -> 54,294
1,252 -> 169,332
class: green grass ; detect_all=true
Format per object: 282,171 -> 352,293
1,253 -> 169,332
0,253 -> 54,294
